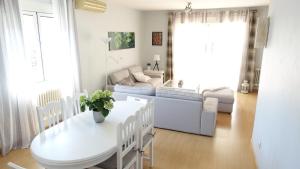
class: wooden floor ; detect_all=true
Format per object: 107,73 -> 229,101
0,93 -> 258,169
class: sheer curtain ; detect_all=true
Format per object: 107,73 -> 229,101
49,0 -> 81,97
29,0 -> 81,118
0,0 -> 81,155
0,0 -> 38,155
172,10 -> 249,90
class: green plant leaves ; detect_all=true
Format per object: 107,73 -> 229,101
80,90 -> 114,115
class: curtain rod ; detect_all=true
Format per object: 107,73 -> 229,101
170,8 -> 258,13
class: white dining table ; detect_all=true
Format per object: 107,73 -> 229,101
30,101 -> 145,169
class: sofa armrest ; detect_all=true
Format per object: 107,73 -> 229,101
201,97 -> 218,136
146,74 -> 163,79
144,70 -> 164,79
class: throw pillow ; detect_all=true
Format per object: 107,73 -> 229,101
132,72 -> 151,83
119,76 -> 135,86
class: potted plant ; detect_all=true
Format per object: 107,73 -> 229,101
80,90 -> 115,123
147,63 -> 151,70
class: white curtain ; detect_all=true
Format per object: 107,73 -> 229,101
173,10 -> 249,90
0,0 -> 38,155
51,0 -> 81,96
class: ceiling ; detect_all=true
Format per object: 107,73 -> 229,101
109,0 -> 270,11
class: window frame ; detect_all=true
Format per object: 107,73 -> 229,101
22,10 -> 54,83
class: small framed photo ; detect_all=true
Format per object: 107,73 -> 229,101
152,32 -> 162,46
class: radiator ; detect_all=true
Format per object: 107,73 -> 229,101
37,89 -> 62,106
254,68 -> 261,87
36,89 -> 62,130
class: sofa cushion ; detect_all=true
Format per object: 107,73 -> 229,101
203,88 -> 234,104
114,85 -> 156,96
147,78 -> 163,88
110,69 -> 130,85
132,72 -> 151,83
128,65 -> 143,74
128,65 -> 143,82
156,87 -> 202,101
118,76 -> 135,86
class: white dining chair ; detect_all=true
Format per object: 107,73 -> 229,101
36,100 -> 64,132
74,89 -> 88,115
7,162 -> 26,169
61,90 -> 89,119
137,100 -> 155,169
91,115 -> 139,169
62,96 -> 75,119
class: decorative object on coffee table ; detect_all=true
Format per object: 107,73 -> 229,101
178,80 -> 184,88
80,90 -> 115,123
153,54 -> 160,71
152,32 -> 162,46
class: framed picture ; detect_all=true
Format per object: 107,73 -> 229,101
108,32 -> 135,51
152,32 -> 162,46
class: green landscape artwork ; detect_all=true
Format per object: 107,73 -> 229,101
108,32 -> 135,50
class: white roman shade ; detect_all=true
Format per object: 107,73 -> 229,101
75,0 -> 107,12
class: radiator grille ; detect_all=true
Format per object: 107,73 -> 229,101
37,89 -> 62,106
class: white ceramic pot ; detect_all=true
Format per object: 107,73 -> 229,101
93,111 -> 105,123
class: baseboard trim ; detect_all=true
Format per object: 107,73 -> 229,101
251,137 -> 261,169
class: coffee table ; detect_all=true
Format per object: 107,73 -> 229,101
162,80 -> 201,94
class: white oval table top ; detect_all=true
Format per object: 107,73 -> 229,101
30,101 -> 145,169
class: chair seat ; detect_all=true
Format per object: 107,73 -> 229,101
96,150 -> 137,169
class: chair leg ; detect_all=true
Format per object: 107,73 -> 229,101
140,152 -> 144,169
136,159 -> 139,169
150,141 -> 154,167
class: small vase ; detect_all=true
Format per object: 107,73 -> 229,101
93,111 -> 105,123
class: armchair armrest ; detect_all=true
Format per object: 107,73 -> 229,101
201,97 -> 218,136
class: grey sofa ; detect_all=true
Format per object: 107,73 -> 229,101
107,65 -> 163,95
203,88 -> 234,113
113,89 -> 218,136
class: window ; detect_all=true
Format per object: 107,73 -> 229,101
173,21 -> 247,90
22,11 -> 56,82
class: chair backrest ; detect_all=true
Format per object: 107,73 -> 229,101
36,100 -> 64,132
62,96 -> 75,120
74,90 -> 88,115
126,96 -> 148,104
117,115 -> 139,169
7,162 -> 26,169
138,100 -> 155,138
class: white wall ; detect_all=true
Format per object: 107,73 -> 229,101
141,11 -> 168,71
252,0 -> 300,168
75,2 -> 143,92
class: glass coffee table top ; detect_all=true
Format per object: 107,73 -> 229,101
162,80 -> 201,94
